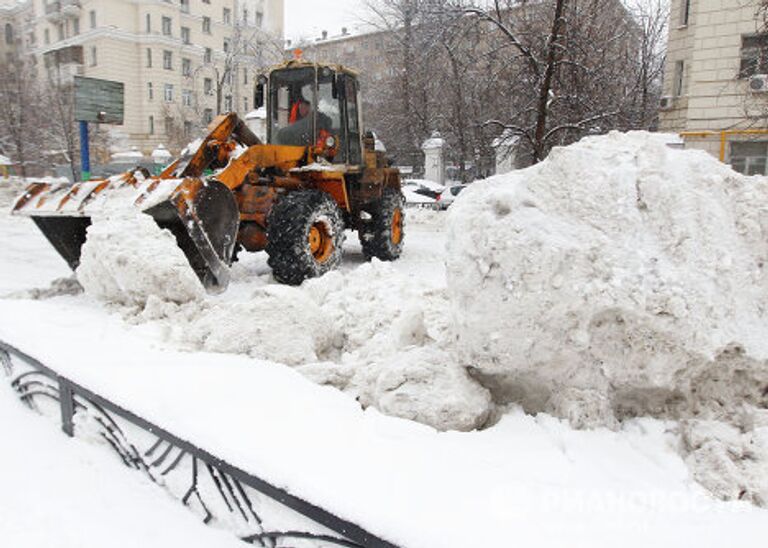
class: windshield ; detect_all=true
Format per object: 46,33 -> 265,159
269,67 -> 315,146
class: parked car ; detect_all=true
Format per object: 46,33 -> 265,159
436,184 -> 467,209
402,179 -> 443,209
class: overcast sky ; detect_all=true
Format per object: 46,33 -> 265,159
284,0 -> 372,42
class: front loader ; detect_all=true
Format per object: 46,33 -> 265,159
11,58 -> 405,289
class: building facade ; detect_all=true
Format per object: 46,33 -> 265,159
1,0 -> 284,154
660,0 -> 768,173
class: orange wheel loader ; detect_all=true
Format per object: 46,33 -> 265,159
11,59 -> 405,289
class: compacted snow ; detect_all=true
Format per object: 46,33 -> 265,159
2,135 -> 768,546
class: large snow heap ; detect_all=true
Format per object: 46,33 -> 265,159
77,211 -> 204,306
447,131 -> 768,503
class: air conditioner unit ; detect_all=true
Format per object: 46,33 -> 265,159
749,74 -> 768,93
659,96 -> 675,110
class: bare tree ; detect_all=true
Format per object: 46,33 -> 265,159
202,22 -> 284,115
0,56 -> 42,177
362,0 -> 668,173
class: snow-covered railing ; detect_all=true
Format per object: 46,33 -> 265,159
0,340 -> 398,548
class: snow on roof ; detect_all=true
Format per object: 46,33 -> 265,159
151,144 -> 173,161
111,147 -> 144,163
492,129 -> 520,149
404,178 -> 445,193
422,131 -> 445,150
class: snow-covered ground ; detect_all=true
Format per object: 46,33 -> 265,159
2,159 -> 768,547
0,363 -> 244,548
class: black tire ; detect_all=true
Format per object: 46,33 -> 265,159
359,188 -> 405,261
266,190 -> 346,285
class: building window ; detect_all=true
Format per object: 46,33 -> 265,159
181,26 -> 190,44
182,58 -> 191,77
673,60 -> 685,96
162,16 -> 172,37
44,28 -> 49,45
57,23 -> 64,41
184,120 -> 193,137
243,9 -> 248,23
680,0 -> 690,26
731,142 -> 768,175
180,0 -> 190,14
146,14 -> 151,33
204,47 -> 212,63
182,89 -> 192,107
149,115 -> 155,134
243,68 -> 248,85
164,84 -> 174,102
223,38 -> 229,53
165,117 -> 175,135
148,82 -> 154,100
90,10 -> 96,29
146,48 -> 153,68
89,46 -> 97,66
256,12 -> 263,28
223,8 -> 231,25
243,97 -> 248,111
740,34 -> 768,78
73,18 -> 80,36
204,78 -> 213,96
202,17 -> 211,34
4,23 -> 12,45
224,95 -> 233,111
203,109 -> 213,124
163,50 -> 173,70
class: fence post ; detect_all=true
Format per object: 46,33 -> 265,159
59,379 -> 75,437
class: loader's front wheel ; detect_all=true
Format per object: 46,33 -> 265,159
266,190 -> 346,285
359,188 -> 406,261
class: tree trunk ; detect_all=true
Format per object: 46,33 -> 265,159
532,0 -> 567,163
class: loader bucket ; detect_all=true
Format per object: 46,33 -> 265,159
11,174 -> 240,292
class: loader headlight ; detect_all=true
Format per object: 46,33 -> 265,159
325,136 -> 336,149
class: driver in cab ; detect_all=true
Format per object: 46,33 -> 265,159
277,97 -> 333,147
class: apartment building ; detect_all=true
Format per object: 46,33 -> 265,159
288,27 -> 393,85
660,0 -> 768,174
1,0 -> 284,153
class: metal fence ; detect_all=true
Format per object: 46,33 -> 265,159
0,340 -> 398,548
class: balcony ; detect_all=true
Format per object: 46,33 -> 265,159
45,1 -> 82,22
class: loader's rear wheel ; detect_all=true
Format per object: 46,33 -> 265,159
266,190 -> 346,285
359,188 -> 405,261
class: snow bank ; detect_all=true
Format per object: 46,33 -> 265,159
77,211 -> 204,306
447,131 -> 768,502
132,260 -> 491,432
0,177 -> 28,209
303,262 -> 491,430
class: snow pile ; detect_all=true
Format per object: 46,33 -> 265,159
131,260 -> 491,432
77,211 -> 204,306
446,131 -> 768,503
301,262 -> 492,431
140,285 -> 334,366
0,177 -> 27,209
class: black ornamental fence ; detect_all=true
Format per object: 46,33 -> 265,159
0,340 -> 398,548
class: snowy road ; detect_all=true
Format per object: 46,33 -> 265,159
1,193 -> 768,547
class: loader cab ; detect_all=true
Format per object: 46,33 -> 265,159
256,63 -> 363,166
